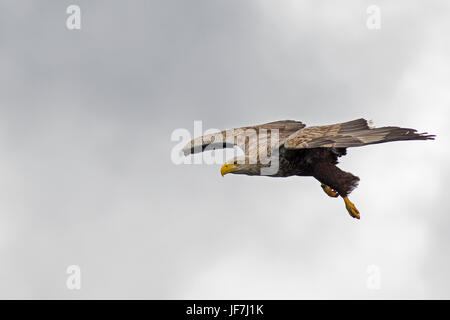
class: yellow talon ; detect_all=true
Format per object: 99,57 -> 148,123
321,184 -> 339,198
344,197 -> 360,219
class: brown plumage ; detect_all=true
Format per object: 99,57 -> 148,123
183,119 -> 435,219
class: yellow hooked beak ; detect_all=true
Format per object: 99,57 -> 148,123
221,163 -> 238,176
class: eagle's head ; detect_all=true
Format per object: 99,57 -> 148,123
220,157 -> 262,176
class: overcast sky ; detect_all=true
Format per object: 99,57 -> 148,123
0,0 -> 449,299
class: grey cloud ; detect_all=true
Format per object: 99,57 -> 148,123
0,0 -> 449,298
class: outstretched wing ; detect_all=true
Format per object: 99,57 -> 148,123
284,118 -> 435,149
183,120 -> 305,156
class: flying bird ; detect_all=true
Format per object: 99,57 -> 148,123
183,119 -> 434,219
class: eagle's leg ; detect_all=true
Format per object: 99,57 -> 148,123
343,197 -> 360,219
320,184 -> 339,198
313,162 -> 361,219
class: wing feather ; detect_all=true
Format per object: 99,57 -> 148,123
284,118 -> 435,149
183,120 -> 306,156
